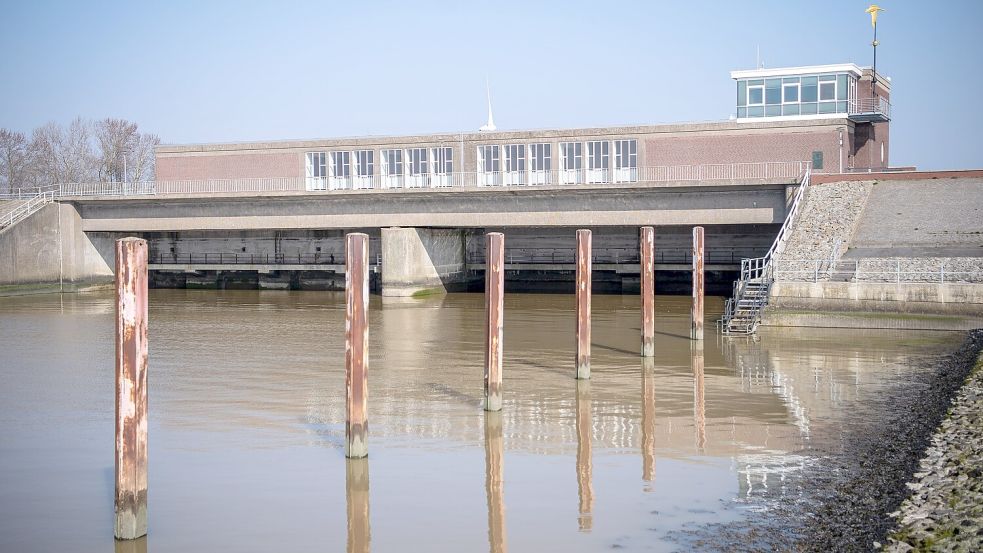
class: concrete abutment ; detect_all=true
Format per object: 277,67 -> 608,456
380,227 -> 469,297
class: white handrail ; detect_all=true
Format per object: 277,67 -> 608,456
4,160 -> 812,198
0,191 -> 55,231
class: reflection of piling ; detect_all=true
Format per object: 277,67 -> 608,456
575,381 -> 593,531
692,343 -> 706,452
641,357 -> 656,488
115,237 -> 149,540
346,233 -> 369,459
484,412 -> 508,553
690,226 -> 705,341
640,226 -> 656,357
346,458 -> 371,553
485,233 -> 505,412
114,536 -> 148,553
575,229 -> 592,379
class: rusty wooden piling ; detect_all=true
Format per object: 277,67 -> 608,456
690,226 -> 705,341
575,229 -> 592,379
484,412 -> 508,553
346,233 -> 369,459
346,458 -> 371,553
575,380 -> 594,531
485,232 -> 505,411
115,237 -> 149,540
641,357 -> 656,488
692,343 -> 706,452
640,226 -> 656,357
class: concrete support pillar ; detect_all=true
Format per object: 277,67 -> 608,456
484,232 -> 505,412
690,226 -> 705,341
484,412 -> 507,553
381,227 -> 466,297
114,237 -> 149,540
640,226 -> 655,357
575,229 -> 592,380
346,233 -> 369,459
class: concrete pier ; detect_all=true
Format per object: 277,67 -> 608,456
114,237 -> 149,540
576,230 -> 592,380
380,227 -> 466,297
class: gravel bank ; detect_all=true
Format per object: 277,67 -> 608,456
884,334 -> 983,551
676,330 -> 983,552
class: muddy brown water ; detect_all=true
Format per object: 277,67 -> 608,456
0,290 -> 963,552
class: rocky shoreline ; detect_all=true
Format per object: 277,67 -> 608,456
676,330 -> 983,552
884,332 -> 983,552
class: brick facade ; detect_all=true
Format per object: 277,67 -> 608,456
156,151 -> 302,180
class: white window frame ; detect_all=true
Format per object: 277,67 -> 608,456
559,142 -> 582,184
353,150 -> 374,190
477,145 -> 501,186
782,83 -> 800,104
529,143 -> 551,185
305,151 -> 327,190
586,140 -> 609,183
613,139 -> 637,183
381,149 -> 403,189
431,146 -> 453,187
406,147 -> 429,188
503,144 -> 526,185
747,84 -> 765,106
818,78 -> 837,102
329,151 -> 352,190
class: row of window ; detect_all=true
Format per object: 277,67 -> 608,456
736,73 -> 857,118
304,139 -> 638,188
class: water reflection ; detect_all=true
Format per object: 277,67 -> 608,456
641,357 -> 656,490
692,343 -> 707,452
346,458 -> 370,553
114,536 -> 147,553
575,381 -> 593,532
484,412 -> 508,553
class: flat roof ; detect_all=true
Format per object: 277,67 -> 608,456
730,63 -> 865,79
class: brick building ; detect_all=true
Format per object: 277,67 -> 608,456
156,63 -> 891,187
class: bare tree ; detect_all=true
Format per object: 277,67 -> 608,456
29,118 -> 97,185
94,118 -> 138,182
0,129 -> 31,193
128,132 -> 160,182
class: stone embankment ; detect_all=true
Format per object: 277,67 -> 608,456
777,180 -> 873,262
884,330 -> 983,552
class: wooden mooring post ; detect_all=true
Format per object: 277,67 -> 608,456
640,226 -> 655,357
115,237 -> 149,540
485,232 -> 505,411
690,226 -> 705,341
346,233 -> 369,459
692,343 -> 706,452
576,229 -> 592,379
641,357 -> 656,488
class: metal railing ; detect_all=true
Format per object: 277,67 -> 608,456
150,252 -> 382,267
848,96 -> 891,119
719,166 -> 812,334
467,246 -> 758,266
5,160 -> 812,199
771,258 -> 983,284
0,191 -> 55,231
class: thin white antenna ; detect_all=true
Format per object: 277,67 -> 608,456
479,77 -> 497,132
756,45 -> 762,69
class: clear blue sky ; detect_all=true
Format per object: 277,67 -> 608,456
1,0 -> 981,170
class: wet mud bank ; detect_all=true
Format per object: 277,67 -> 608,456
884,332 -> 983,551
686,330 -> 983,552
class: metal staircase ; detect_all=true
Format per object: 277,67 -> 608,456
0,191 -> 55,232
719,167 -> 811,335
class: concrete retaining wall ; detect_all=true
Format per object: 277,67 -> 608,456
763,281 -> 983,330
0,203 -> 117,295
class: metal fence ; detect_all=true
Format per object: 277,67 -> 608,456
5,160 -> 812,199
771,258 -> 983,284
467,246 -> 758,266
